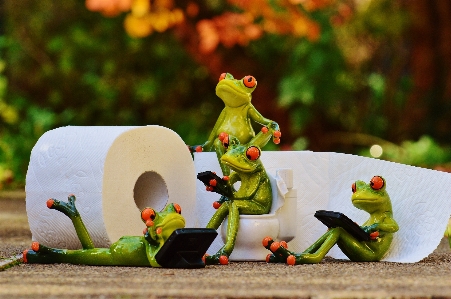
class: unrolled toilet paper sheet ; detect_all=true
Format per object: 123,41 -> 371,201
26,126 -> 197,249
194,151 -> 451,263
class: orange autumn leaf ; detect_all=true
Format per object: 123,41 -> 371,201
86,0 -> 132,17
124,14 -> 153,37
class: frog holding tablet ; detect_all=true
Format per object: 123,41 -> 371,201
264,176 -> 399,264
23,195 -> 216,268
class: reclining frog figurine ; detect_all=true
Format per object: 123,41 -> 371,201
201,125 -> 277,265
263,176 -> 399,264
191,72 -> 281,176
23,195 -> 185,267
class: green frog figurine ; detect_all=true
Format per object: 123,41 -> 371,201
264,176 -> 399,264
445,219 -> 451,248
23,195 -> 185,267
193,72 -> 281,176
201,125 -> 277,265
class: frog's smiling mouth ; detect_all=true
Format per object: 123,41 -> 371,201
217,80 -> 248,94
150,216 -> 185,235
352,199 -> 375,204
158,216 -> 185,230
216,82 -> 250,106
352,198 -> 385,207
221,160 -> 254,172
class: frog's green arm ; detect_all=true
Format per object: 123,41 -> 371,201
231,174 -> 261,201
144,237 -> 161,267
228,172 -> 240,185
247,104 -> 279,131
362,213 -> 398,235
376,213 -> 399,233
203,109 -> 227,151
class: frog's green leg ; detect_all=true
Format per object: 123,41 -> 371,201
206,201 -> 230,230
267,227 -> 381,265
205,201 -> 236,265
46,195 -> 95,249
205,202 -> 231,264
213,138 -> 230,176
264,229 -> 339,264
24,238 -> 151,266
206,199 -> 270,265
234,199 -> 269,215
23,241 -> 117,265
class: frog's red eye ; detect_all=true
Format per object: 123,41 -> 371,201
219,73 -> 226,82
141,208 -> 156,222
351,182 -> 356,193
370,176 -> 384,190
243,75 -> 256,88
173,203 -> 181,214
246,146 -> 260,161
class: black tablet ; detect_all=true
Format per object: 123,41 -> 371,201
155,228 -> 218,268
197,171 -> 232,197
314,210 -> 371,242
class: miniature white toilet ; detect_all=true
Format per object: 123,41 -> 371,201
220,168 -> 297,261
194,152 -> 297,261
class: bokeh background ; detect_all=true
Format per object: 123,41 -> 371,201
1,0 -> 451,190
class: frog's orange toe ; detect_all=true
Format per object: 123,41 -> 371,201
266,254 -> 272,263
262,236 -> 273,248
287,255 -> 296,266
22,249 -> 29,263
280,241 -> 288,249
46,199 -> 54,209
219,255 -> 229,265
269,241 -> 280,253
31,241 -> 40,252
202,254 -> 209,264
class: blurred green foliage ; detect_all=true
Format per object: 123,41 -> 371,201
1,0 -> 451,189
360,136 -> 451,168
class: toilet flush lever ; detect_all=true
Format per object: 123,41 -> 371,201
275,168 -> 293,196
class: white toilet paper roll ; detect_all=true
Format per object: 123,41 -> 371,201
26,125 -> 196,249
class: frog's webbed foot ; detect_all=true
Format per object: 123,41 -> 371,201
47,194 -> 79,219
262,237 -> 292,263
262,237 -> 318,265
46,195 -> 95,249
203,250 -> 229,265
23,242 -> 64,264
260,122 -> 281,145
